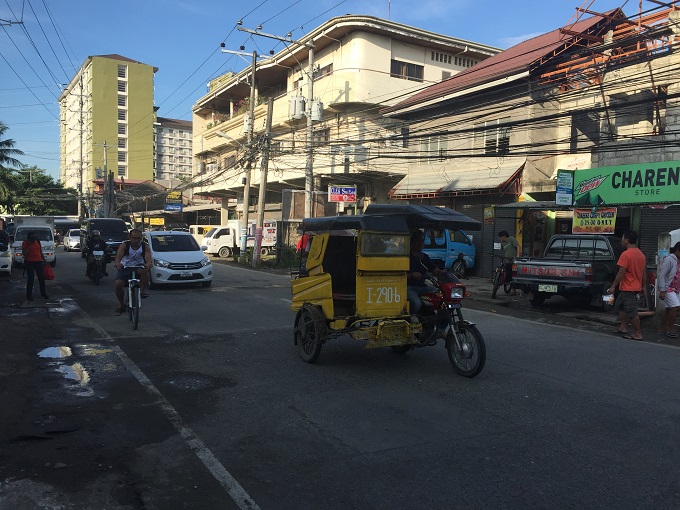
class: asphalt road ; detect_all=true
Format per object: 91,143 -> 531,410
1,251 -> 680,509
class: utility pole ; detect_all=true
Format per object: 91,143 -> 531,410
237,27 -> 316,218
78,67 -> 84,221
241,51 -> 257,254
253,97 -> 274,267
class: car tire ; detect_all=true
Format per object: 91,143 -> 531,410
50,259 -> 56,267
201,281 -> 212,288
218,247 -> 231,258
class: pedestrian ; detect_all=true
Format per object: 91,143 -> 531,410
22,231 -> 49,301
657,241 -> 680,338
607,230 -> 646,341
498,230 -> 521,294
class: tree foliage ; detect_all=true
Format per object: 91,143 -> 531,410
0,122 -> 77,215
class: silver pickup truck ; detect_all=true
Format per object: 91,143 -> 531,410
512,234 -> 622,308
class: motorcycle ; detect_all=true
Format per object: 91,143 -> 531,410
398,272 -> 485,377
91,250 -> 105,285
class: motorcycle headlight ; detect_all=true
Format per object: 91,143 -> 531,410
200,256 -> 211,267
154,258 -> 171,268
451,287 -> 465,299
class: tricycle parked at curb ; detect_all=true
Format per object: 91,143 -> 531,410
290,204 -> 486,377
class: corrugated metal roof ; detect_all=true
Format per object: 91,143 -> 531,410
384,11 -> 621,115
391,157 -> 526,196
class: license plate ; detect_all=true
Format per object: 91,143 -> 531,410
180,271 -> 192,278
538,284 -> 557,293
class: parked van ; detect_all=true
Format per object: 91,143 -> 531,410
80,218 -> 129,259
202,220 -> 277,257
189,224 -> 220,245
422,228 -> 476,275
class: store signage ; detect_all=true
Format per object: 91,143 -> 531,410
555,170 -> 574,206
328,184 -> 357,203
164,203 -> 182,212
165,190 -> 183,212
572,207 -> 617,234
569,161 -> 680,206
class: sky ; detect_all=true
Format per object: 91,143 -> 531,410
0,0 -> 634,181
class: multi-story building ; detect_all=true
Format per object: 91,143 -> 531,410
191,15 -> 499,229
384,4 -> 680,276
154,117 -> 193,183
59,54 -> 156,212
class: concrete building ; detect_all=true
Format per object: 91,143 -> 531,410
191,15 -> 500,235
59,54 -> 156,213
154,117 -> 193,183
384,3 -> 680,276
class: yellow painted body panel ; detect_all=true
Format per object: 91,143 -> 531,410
290,273 -> 334,318
349,319 -> 421,348
356,274 -> 408,317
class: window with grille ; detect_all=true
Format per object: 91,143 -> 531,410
118,95 -> 126,107
118,110 -> 126,121
313,128 -> 330,146
117,81 -> 126,93
117,152 -> 126,163
118,138 -> 126,149
419,135 -> 448,163
117,65 -> 127,78
473,119 -> 510,155
117,166 -> 126,176
390,59 -> 424,82
117,124 -> 126,135
314,63 -> 333,80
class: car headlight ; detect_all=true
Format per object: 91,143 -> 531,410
451,287 -> 465,299
200,256 -> 211,267
154,258 -> 171,268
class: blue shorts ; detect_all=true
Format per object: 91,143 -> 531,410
115,266 -> 145,282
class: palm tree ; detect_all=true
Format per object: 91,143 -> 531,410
0,122 -> 24,209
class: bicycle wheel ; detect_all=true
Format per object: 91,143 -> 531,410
503,272 -> 513,294
491,270 -> 501,299
131,284 -> 139,330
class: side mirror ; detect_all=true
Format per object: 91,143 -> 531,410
201,246 -> 207,251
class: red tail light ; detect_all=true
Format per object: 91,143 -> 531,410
512,263 -> 517,277
585,266 -> 593,282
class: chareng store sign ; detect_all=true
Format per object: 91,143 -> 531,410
557,161 -> 680,206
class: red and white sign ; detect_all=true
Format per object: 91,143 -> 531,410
328,185 -> 357,203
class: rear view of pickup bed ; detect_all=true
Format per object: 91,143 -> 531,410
512,235 -> 622,308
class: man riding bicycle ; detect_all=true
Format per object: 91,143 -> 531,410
85,230 -> 109,279
113,228 -> 152,316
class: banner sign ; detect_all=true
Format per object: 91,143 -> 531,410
164,203 -> 182,212
328,184 -> 357,203
572,207 -> 617,234
567,161 -> 680,206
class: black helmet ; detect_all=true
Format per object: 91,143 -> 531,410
92,230 -> 101,237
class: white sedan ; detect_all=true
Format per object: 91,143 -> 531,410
63,229 -> 82,251
144,231 -> 213,288
0,239 -> 11,275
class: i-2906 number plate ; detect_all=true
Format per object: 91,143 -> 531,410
366,286 -> 401,304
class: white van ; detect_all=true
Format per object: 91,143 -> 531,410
190,224 -> 221,245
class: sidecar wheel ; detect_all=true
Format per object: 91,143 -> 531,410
294,305 -> 326,363
447,324 -> 486,378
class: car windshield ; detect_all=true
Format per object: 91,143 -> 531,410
204,228 -> 217,238
68,229 -> 80,236
15,228 -> 53,241
150,235 -> 200,252
89,222 -> 128,236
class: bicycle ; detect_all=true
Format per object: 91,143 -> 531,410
491,254 -> 513,299
123,266 -> 144,330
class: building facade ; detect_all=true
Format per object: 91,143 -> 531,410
154,117 -> 193,183
191,15 -> 500,232
59,54 -> 156,214
384,4 -> 680,276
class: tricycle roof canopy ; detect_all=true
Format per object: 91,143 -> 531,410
364,204 -> 482,231
300,214 -> 412,233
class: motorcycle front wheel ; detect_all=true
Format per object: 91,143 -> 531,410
94,263 -> 101,285
446,323 -> 486,378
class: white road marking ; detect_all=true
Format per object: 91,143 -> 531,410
73,302 -> 261,510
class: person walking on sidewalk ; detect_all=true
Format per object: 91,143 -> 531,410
498,230 -> 521,294
22,231 -> 48,301
657,242 -> 680,338
607,230 -> 646,341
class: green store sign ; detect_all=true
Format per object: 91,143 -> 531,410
557,161 -> 680,206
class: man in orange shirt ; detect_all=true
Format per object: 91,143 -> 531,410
607,230 -> 646,341
21,231 -> 49,301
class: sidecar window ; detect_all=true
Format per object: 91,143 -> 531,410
360,233 -> 409,256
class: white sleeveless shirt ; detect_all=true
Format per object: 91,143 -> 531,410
121,243 -> 145,267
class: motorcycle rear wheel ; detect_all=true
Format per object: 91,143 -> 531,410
447,324 -> 486,378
